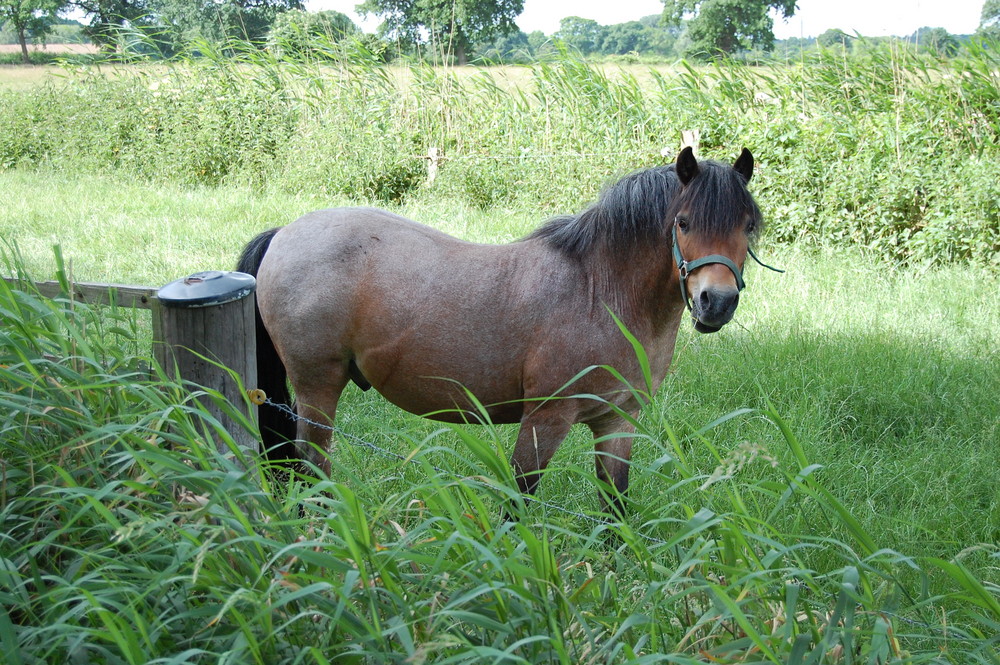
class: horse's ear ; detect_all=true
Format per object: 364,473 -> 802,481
734,148 -> 754,182
676,146 -> 699,185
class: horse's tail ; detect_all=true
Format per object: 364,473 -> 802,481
237,228 -> 298,460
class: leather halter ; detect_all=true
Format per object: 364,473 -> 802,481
671,217 -> 783,311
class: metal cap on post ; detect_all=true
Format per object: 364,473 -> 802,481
157,271 -> 256,308
154,271 -> 259,467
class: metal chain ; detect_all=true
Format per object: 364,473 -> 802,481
265,398 -> 414,466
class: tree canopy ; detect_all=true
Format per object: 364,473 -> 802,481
158,0 -> 303,46
550,14 -> 678,58
816,28 -> 852,50
357,0 -> 523,64
65,0 -> 301,53
980,0 -> 1000,40
662,0 -> 795,56
555,16 -> 602,55
268,9 -> 360,58
1,0 -> 65,62
70,0 -> 148,49
916,26 -> 959,56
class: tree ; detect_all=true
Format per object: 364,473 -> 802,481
638,14 -> 681,56
915,26 -> 958,57
268,9 -> 358,58
978,0 -> 1000,40
600,20 -> 644,55
475,27 -> 533,63
524,28 -> 555,58
555,16 -> 602,55
817,28 -> 852,51
548,15 -> 679,59
1,0 -> 65,62
217,0 -> 304,44
662,0 -> 796,56
71,0 -> 300,52
70,0 -> 151,50
357,0 -> 523,64
149,0 -> 223,50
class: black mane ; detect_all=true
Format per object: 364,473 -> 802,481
526,160 -> 761,259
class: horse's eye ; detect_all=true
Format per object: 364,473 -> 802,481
746,220 -> 756,234
676,216 -> 690,232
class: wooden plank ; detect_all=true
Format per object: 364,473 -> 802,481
2,277 -> 157,310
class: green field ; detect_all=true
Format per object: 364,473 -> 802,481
1,48 -> 999,663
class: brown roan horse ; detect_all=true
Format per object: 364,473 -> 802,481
237,147 -> 766,515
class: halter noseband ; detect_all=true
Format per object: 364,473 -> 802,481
671,217 -> 783,311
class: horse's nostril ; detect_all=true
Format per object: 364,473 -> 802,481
719,289 -> 739,312
699,288 -> 739,316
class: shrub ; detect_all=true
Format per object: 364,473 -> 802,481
2,47 -> 999,263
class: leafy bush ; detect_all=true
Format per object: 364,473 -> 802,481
1,45 -> 998,263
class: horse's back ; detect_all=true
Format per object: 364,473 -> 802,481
255,208 -> 561,421
263,207 -> 460,271
258,207 -> 472,320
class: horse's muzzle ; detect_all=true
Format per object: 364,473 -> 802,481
691,286 -> 740,333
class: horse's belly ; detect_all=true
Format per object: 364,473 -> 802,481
358,352 -> 525,425
376,379 -> 525,424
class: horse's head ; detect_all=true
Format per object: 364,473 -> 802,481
670,147 -> 762,333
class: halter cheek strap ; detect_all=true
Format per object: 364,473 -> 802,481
671,219 -> 784,311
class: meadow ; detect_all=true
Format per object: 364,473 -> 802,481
1,45 -> 999,663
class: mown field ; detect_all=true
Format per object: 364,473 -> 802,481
1,46 -> 999,663
0,44 -> 99,54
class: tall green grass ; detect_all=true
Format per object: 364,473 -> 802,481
1,44 -> 998,263
3,167 -> 996,566
1,43 -> 999,663
2,247 -> 998,663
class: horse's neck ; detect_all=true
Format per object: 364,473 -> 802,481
587,242 -> 685,333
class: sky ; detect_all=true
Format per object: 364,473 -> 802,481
304,0 -> 987,39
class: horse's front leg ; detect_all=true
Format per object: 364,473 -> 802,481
510,405 -> 575,500
588,417 -> 637,518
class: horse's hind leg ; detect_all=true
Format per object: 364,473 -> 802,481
588,418 -> 636,518
287,359 -> 350,475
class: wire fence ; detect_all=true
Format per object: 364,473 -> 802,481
261,397 -> 670,545
258,396 -> 974,641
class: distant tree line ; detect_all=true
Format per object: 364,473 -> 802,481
772,27 -> 975,61
471,15 -> 682,64
2,0 -> 999,65
0,0 -> 304,62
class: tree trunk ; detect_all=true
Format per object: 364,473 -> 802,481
454,42 -> 467,65
18,27 -> 30,65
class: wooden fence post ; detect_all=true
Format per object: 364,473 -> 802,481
153,271 -> 258,464
424,147 -> 443,186
680,129 -> 701,153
